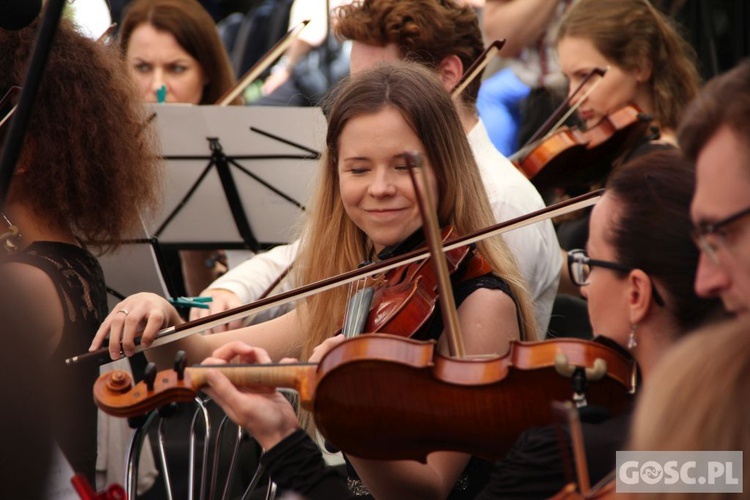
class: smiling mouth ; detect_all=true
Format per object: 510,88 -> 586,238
366,208 -> 406,213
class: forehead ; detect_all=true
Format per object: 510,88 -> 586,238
588,194 -> 618,252
126,24 -> 192,59
350,42 -> 402,74
691,125 -> 750,223
557,36 -> 607,73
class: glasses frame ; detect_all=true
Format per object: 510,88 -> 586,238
692,204 -> 750,264
567,249 -> 665,307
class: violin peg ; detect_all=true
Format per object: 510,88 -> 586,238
174,350 -> 187,380
144,362 -> 157,391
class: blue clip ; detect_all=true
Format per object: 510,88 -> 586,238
168,296 -> 213,309
156,85 -> 167,104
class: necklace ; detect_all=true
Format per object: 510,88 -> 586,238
1,211 -> 22,253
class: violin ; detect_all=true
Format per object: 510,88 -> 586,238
515,103 -> 653,192
340,226 -> 490,339
94,334 -> 636,462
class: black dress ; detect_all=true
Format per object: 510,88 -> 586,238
7,241 -> 107,483
556,134 -> 676,251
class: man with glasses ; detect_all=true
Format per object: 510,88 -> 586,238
678,59 -> 750,317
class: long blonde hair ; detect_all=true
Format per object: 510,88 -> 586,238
627,319 -> 750,500
294,62 -> 536,361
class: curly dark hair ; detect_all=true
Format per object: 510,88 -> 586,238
0,18 -> 162,253
333,0 -> 484,107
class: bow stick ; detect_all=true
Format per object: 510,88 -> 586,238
68,190 -> 602,365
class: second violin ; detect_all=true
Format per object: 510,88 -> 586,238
515,104 -> 652,192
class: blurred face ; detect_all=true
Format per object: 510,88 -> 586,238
558,36 -> 649,129
350,42 -> 401,75
337,107 -> 438,253
126,23 -> 206,104
580,194 -> 631,347
691,125 -> 750,317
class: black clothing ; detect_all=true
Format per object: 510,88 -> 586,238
261,407 -> 630,500
556,134 -> 676,250
6,241 -> 107,483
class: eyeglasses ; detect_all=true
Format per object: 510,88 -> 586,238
692,205 -> 750,264
567,249 -> 665,306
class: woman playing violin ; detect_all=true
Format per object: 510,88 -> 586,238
92,61 -> 537,498
198,150 -> 725,499
553,0 -> 701,257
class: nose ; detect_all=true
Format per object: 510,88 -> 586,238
694,251 -> 730,298
579,283 -> 589,299
150,69 -> 166,96
368,167 -> 397,198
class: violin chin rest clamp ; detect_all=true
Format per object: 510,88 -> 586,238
554,353 -> 607,381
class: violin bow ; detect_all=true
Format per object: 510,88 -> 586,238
405,151 -> 466,358
511,67 -> 607,163
552,400 -> 591,495
450,40 -> 506,98
67,190 -> 603,365
215,19 -> 310,106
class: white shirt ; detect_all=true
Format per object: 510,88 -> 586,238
209,120 -> 560,335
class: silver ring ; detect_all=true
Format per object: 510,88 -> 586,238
117,308 -> 129,316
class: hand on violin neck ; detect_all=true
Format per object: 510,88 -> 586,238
201,341 -> 300,450
309,334 -> 346,363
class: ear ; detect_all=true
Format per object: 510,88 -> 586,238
626,269 -> 654,325
436,54 -> 464,94
635,61 -> 653,83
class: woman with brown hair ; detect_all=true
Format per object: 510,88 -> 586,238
554,0 -> 702,288
0,17 -> 161,482
119,0 -> 238,106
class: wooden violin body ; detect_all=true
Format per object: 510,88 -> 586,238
358,226 -> 485,338
516,104 -> 652,192
94,335 -> 635,463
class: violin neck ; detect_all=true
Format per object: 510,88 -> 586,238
188,364 -> 318,406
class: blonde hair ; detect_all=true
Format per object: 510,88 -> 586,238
294,62 -> 536,362
627,319 -> 750,500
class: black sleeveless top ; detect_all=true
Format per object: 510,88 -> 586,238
7,241 -> 108,483
342,231 -> 521,498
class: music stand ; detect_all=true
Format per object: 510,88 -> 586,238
149,104 -> 325,250
96,219 -> 171,310
98,105 -> 326,300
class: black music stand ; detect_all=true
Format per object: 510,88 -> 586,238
149,104 -> 324,250
99,105 -> 326,301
